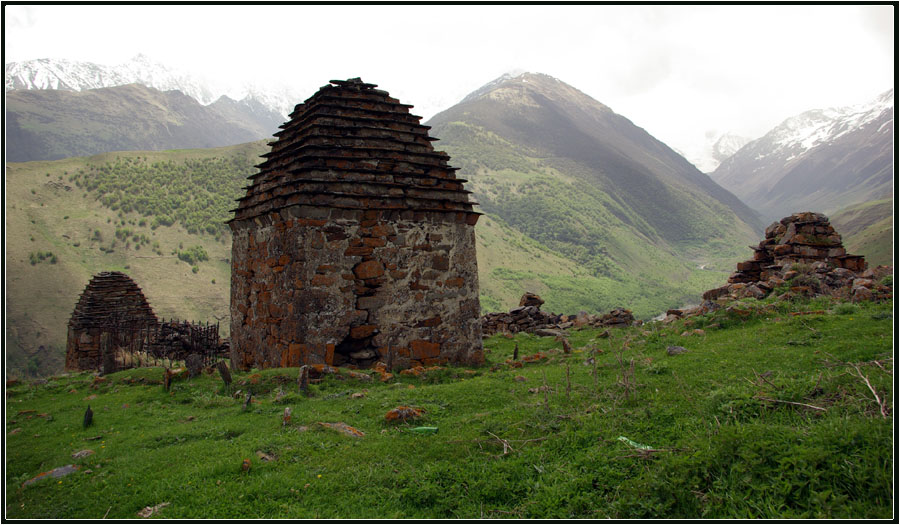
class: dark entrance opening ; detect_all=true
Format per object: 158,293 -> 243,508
333,331 -> 380,368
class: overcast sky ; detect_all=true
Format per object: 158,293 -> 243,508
5,4 -> 895,166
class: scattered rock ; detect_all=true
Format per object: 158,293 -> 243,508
9,428 -> 22,435
241,459 -> 252,472
519,292 -> 545,308
347,370 -> 373,382
318,421 -> 365,437
514,375 -> 527,382
282,407 -> 292,427
666,346 -> 688,356
137,502 -> 170,518
385,406 -> 424,422
350,392 -> 366,399
71,449 -> 94,459
23,464 -> 79,487
256,450 -> 276,462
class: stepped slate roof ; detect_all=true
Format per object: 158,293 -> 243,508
68,271 -> 158,330
229,78 -> 478,224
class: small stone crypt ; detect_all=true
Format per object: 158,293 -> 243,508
66,271 -> 159,371
228,78 -> 483,371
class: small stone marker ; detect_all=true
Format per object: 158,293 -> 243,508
185,354 -> 203,378
216,361 -> 232,386
298,366 -> 309,395
71,449 -> 94,459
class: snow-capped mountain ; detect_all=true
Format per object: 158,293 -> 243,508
5,54 -> 300,117
711,89 -> 894,221
678,132 -> 752,174
710,133 -> 752,166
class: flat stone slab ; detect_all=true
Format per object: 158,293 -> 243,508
23,464 -> 79,487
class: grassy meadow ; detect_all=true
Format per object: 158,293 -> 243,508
4,296 -> 893,519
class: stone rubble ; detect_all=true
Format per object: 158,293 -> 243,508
481,293 -> 640,336
698,212 -> 892,306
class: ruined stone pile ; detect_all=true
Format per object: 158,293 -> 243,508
66,272 -> 158,370
229,78 -> 483,371
702,212 -> 891,304
481,294 -> 639,335
727,212 -> 865,286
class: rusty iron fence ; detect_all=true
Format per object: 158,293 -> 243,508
94,314 -> 229,374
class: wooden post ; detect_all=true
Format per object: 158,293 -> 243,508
513,342 -> 519,361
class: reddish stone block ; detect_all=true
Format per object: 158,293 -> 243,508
345,246 -> 374,257
416,316 -> 442,328
311,274 -> 337,287
268,304 -> 283,318
431,255 -> 450,270
354,260 -> 385,279
325,344 -> 335,366
411,340 -> 441,359
296,218 -> 328,227
445,277 -> 464,288
363,237 -> 387,247
350,325 -> 378,339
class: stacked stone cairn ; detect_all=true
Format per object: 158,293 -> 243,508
699,212 -> 891,306
481,293 -> 639,336
66,271 -> 159,371
228,78 -> 483,371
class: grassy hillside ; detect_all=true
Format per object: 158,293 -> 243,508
4,296 -> 893,519
830,198 -> 893,267
7,136 -> 750,378
437,118 -> 747,314
4,142 -> 269,377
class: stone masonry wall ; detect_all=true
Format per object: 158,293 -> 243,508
228,78 -> 483,371
230,206 -> 481,370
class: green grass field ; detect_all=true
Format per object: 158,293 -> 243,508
5,296 -> 892,519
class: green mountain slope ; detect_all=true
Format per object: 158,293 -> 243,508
5,84 -> 281,162
830,198 -> 894,267
427,73 -> 763,314
4,142 -> 269,377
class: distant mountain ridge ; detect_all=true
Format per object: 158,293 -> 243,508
427,72 -> 763,314
5,83 -> 283,161
711,89 -> 894,221
5,54 -> 300,117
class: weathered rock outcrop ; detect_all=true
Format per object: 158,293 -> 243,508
228,78 -> 483,371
